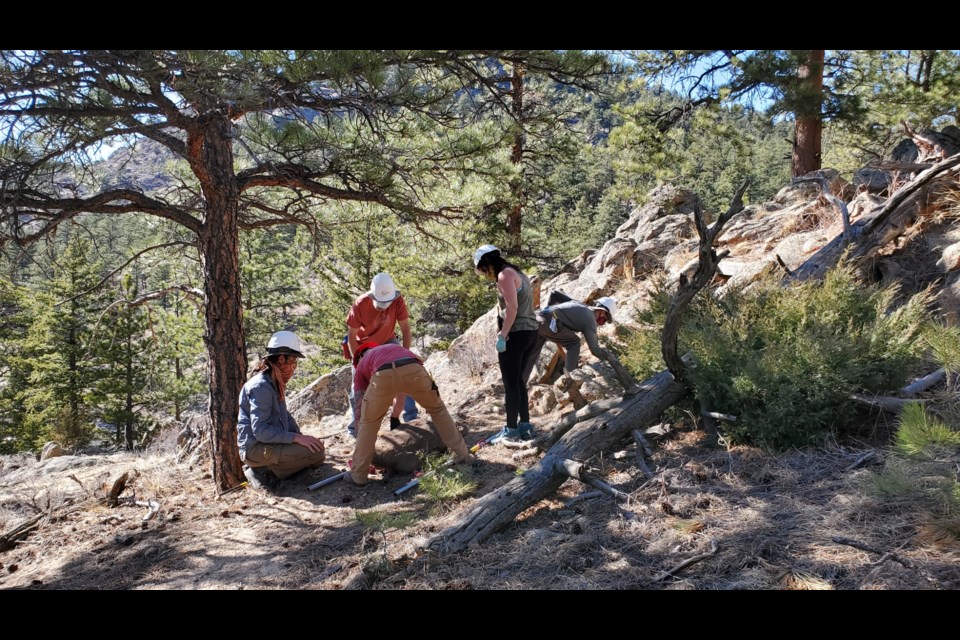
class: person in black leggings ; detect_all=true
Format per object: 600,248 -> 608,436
473,244 -> 539,443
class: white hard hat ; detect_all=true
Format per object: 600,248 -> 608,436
267,330 -> 305,358
473,244 -> 499,275
369,272 -> 399,304
592,296 -> 617,322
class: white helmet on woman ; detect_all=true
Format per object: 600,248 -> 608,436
267,330 -> 305,358
473,244 -> 500,276
592,296 -> 617,322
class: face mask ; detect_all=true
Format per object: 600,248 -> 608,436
373,299 -> 392,310
597,314 -> 608,326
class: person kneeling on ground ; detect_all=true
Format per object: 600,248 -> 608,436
237,331 -> 326,489
347,341 -> 472,486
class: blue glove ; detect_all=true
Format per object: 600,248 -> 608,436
495,334 -> 507,353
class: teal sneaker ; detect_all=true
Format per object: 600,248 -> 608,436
517,421 -> 536,441
490,426 -> 522,444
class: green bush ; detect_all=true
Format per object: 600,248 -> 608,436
895,402 -> 960,458
623,267 -> 930,450
923,322 -> 960,375
418,452 -> 477,501
865,454 -> 960,545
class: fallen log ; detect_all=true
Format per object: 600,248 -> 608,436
851,393 -> 923,413
901,368 -> 946,396
427,368 -> 689,552
1,504 -> 83,552
0,514 -> 44,553
791,153 -> 960,282
533,397 -> 624,450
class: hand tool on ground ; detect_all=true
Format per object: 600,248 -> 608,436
393,458 -> 455,496
307,461 -> 383,491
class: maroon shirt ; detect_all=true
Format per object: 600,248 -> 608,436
353,344 -> 422,420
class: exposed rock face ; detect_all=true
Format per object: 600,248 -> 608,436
40,442 -> 64,461
937,273 -> 960,325
551,185 -> 704,303
891,139 -> 920,164
289,365 -> 352,424
938,242 -> 960,272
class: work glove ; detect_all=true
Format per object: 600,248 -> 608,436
495,334 -> 507,353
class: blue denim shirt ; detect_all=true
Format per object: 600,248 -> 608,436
237,372 -> 300,457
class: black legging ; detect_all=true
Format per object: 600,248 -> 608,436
497,329 -> 538,429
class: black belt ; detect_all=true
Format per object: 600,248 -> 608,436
375,357 -> 421,373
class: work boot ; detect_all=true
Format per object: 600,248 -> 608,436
453,452 -> 476,465
243,465 -> 280,490
343,474 -> 369,488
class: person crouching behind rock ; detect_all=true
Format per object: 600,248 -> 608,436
347,341 -> 472,486
237,331 -> 326,489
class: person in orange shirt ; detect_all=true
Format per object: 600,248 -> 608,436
344,272 -> 419,437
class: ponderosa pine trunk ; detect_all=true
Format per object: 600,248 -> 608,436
792,50 -> 824,178
189,114 -> 248,491
506,63 -> 525,252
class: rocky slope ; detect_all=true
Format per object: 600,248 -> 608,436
3,152 -> 960,590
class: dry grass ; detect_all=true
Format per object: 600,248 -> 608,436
2,413 -> 959,590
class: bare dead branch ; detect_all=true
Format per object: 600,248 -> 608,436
662,181 -> 748,380
844,450 -> 879,472
902,368 -> 946,395
653,538 -> 719,582
832,536 -> 942,588
792,153 -> 960,281
851,393 -> 923,413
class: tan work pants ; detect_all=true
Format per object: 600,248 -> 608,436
244,441 -> 326,480
351,362 -> 468,484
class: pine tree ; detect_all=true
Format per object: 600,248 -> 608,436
152,294 -> 205,422
90,274 -> 154,450
240,226 -> 314,355
825,50 -> 960,170
21,236 -> 103,449
0,277 -> 30,453
625,50 -> 865,179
